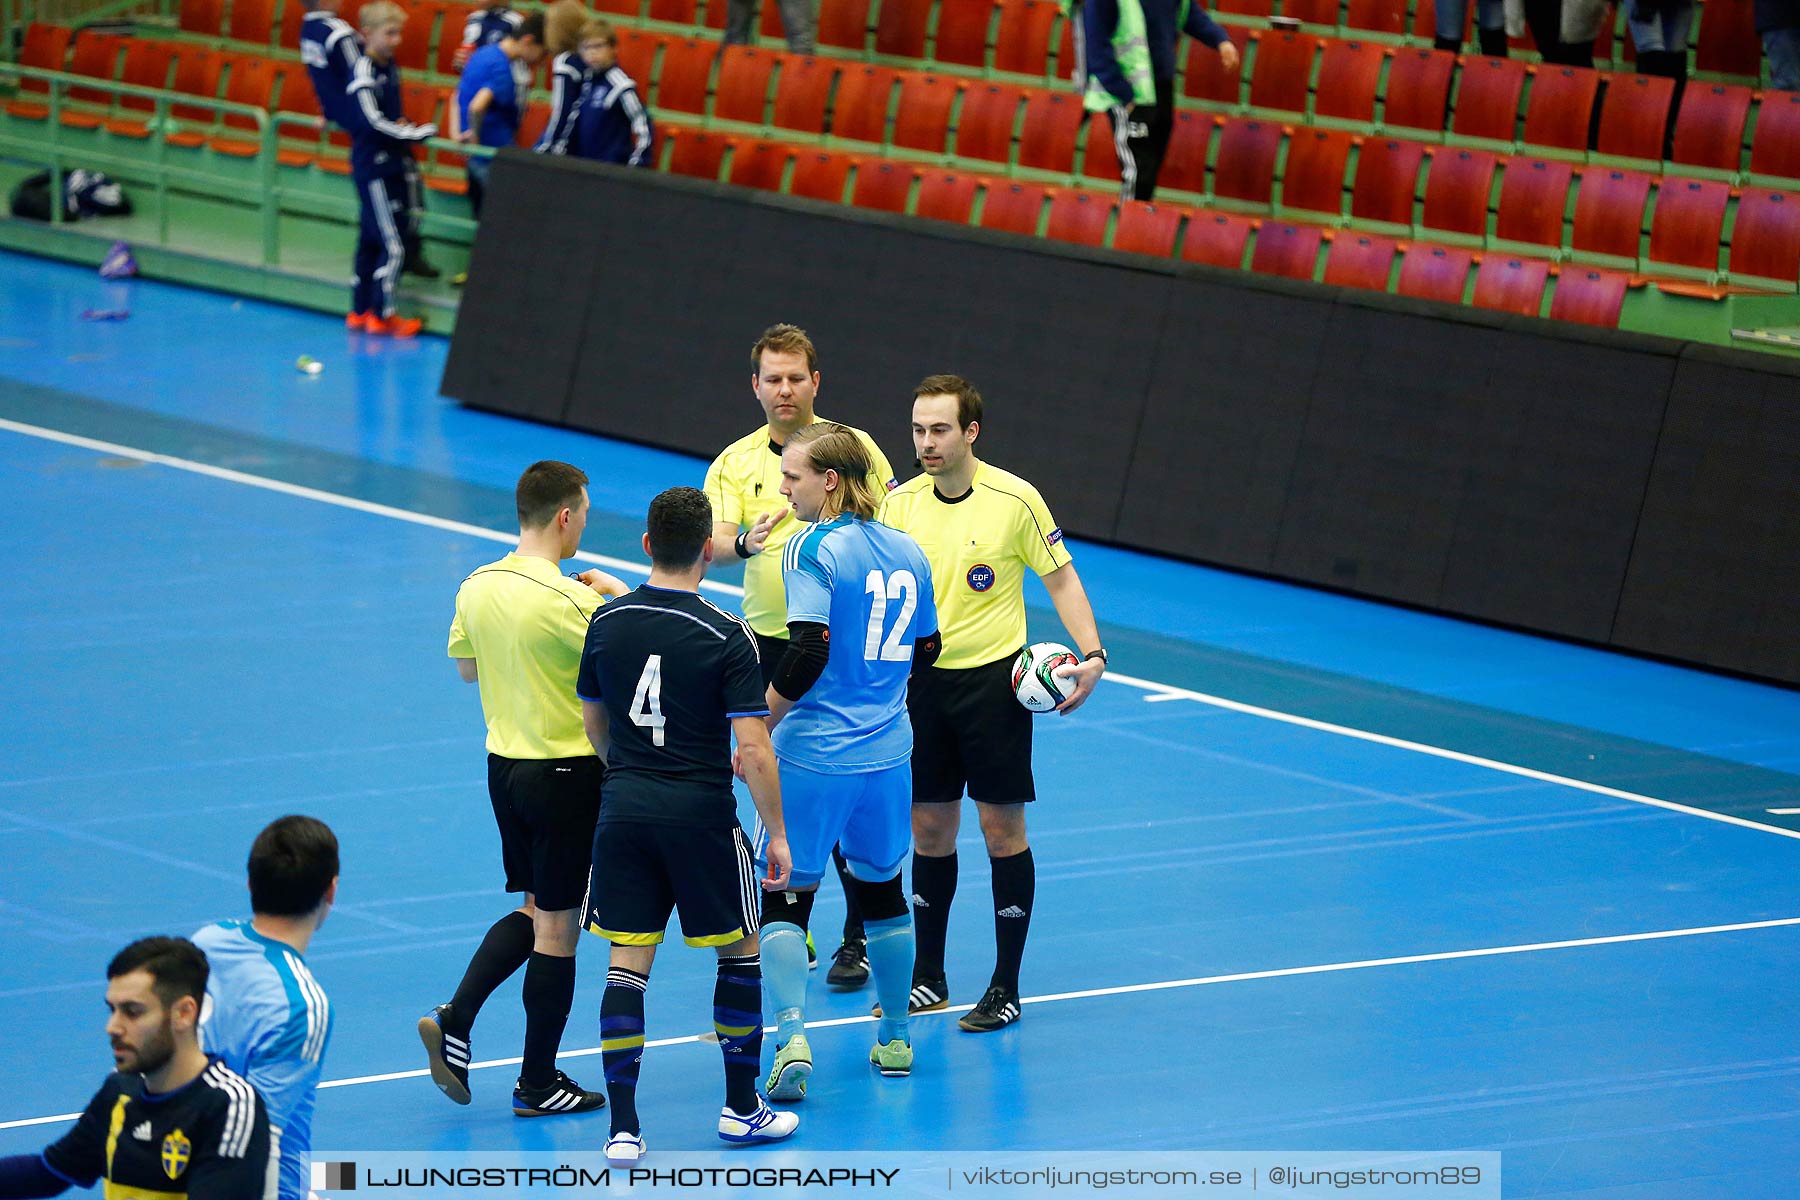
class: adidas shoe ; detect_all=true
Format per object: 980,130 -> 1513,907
718,1097 -> 799,1144
871,974 -> 949,1018
417,1005 -> 472,1105
958,984 -> 1022,1033
869,1039 -> 913,1077
605,1131 -> 645,1166
512,1071 -> 606,1117
764,1032 -> 812,1101
826,938 -> 869,989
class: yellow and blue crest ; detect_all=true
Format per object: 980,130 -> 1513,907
161,1128 -> 192,1180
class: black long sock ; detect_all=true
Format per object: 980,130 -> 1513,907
833,846 -> 865,941
601,967 -> 648,1137
448,910 -> 535,1031
714,953 -> 762,1116
910,850 -> 957,979
520,951 -> 576,1088
989,848 -> 1035,993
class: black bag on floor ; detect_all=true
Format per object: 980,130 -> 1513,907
10,169 -> 132,221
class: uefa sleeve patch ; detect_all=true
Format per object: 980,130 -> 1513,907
1047,528 -> 1065,546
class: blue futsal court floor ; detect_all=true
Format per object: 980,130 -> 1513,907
2,250 -> 1799,1198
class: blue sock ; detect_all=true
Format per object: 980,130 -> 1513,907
865,913 -> 915,1046
760,922 -> 809,1047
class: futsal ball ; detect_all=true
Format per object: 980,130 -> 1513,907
1011,641 -> 1082,713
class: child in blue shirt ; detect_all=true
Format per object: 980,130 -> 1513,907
451,11 -> 545,215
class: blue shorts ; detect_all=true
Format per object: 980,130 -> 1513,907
755,759 -> 912,889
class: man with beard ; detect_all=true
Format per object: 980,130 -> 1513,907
0,937 -> 272,1199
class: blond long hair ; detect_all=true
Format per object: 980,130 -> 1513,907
789,422 -> 880,521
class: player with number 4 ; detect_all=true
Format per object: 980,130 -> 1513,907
746,422 -> 941,1101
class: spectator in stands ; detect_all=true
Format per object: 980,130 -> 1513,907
1629,0 -> 1692,156
723,0 -> 814,56
1434,0 -> 1510,55
454,2 -> 523,70
1081,0 -> 1238,202
570,21 -> 655,167
451,12 -> 546,217
344,0 -> 436,337
1761,0 -> 1800,90
535,4 -> 599,155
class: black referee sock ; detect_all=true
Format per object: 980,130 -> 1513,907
519,951 -> 577,1089
833,846 -> 866,942
448,910 -> 535,1033
910,850 -> 958,980
989,848 -> 1035,993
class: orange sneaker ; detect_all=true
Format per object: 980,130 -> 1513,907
365,314 -> 423,339
345,311 -> 371,330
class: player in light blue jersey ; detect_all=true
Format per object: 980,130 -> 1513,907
194,816 -> 338,1200
748,422 -> 940,1099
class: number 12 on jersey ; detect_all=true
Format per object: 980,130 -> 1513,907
631,654 -> 666,746
863,570 -> 918,662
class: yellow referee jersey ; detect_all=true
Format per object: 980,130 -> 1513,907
704,420 -> 897,638
880,462 -> 1073,670
447,553 -> 602,759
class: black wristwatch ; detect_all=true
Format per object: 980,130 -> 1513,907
1084,647 -> 1109,666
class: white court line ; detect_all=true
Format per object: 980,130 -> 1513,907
6,914 -> 1799,1130
3,415 -> 1796,844
1768,808 -> 1800,816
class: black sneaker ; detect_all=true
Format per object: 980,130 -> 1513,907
958,985 -> 1022,1032
826,938 -> 870,989
403,253 -> 441,279
512,1070 -> 606,1117
871,973 -> 949,1018
417,1004 -> 472,1105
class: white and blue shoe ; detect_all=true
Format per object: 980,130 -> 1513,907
605,1131 -> 645,1165
718,1097 -> 799,1144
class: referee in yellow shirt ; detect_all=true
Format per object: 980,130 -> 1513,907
880,375 -> 1107,1032
422,460 -> 626,1116
704,324 -> 897,989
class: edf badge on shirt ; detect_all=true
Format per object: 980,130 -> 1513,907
966,563 -> 996,592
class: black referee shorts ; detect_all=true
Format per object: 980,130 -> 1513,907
486,754 -> 603,912
584,820 -> 760,948
907,654 -> 1035,805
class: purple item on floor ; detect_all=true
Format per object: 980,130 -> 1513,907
98,241 -> 137,279
80,308 -> 131,321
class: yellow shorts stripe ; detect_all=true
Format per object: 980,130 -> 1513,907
588,924 -> 665,945
684,927 -> 747,948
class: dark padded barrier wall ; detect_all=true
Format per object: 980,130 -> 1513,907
443,151 -> 1800,686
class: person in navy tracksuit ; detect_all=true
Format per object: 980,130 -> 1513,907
342,1 -> 436,336
569,21 -> 653,168
533,31 -> 592,155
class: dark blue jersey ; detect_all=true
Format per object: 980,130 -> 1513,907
300,11 -> 362,129
535,51 -> 590,153
345,54 -> 434,176
573,66 -> 654,167
461,5 -> 522,51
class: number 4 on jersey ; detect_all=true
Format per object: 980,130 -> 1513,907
631,654 -> 666,746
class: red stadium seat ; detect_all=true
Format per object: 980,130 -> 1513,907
915,171 -> 980,221
1382,49 -> 1455,136
614,31 -> 664,93
1420,145 -> 1499,239
1248,30 -> 1318,116
1313,39 -> 1384,126
833,65 -> 897,144
1017,88 -> 1082,172
1082,113 -> 1123,183
1323,232 -> 1399,290
893,73 -> 962,154
168,45 -> 223,127
980,181 -> 1050,233
1350,136 -> 1426,226
876,0 -> 933,58
1180,210 -> 1254,267
1646,176 -> 1731,274
668,128 -> 732,179
791,151 -> 855,202
934,0 -> 994,67
1594,72 -> 1674,163
1670,83 -> 1752,174
392,2 -> 436,71
657,39 -> 717,117
1570,166 -> 1652,261
1249,221 -> 1323,279
728,139 -> 793,190
1695,0 -> 1761,77
229,0 -> 279,43
1158,109 -> 1215,194
957,83 -> 1025,164
111,40 -> 177,132
1726,187 -> 1800,286
1548,268 -> 1628,326
1450,55 -> 1526,144
180,0 -> 225,36
1493,157 -> 1573,249
12,24 -> 71,116
1215,0 -> 1273,17
772,56 -> 838,134
649,0 -> 698,23
1046,190 -> 1113,245
994,0 -> 1059,76
1182,26 -> 1248,106
66,31 -> 123,112
1113,201 -> 1183,256
853,159 -> 921,211
1471,255 -> 1549,314
1279,126 -> 1353,217
1345,0 -> 1407,35
1395,243 -> 1473,302
1282,0 -> 1339,26
1750,90 -> 1800,182
818,0 -> 872,50
851,160 -> 917,211
715,45 -> 780,125
1520,65 -> 1598,154
1212,116 -> 1282,207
